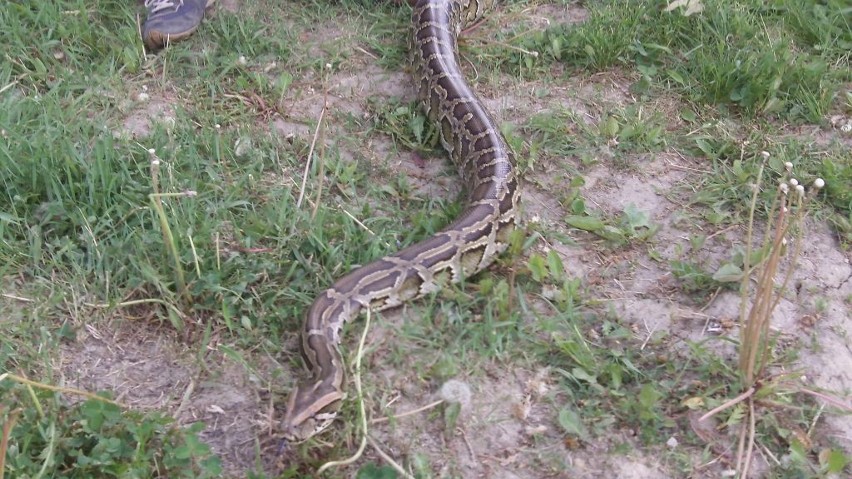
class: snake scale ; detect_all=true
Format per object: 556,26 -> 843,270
281,0 -> 519,441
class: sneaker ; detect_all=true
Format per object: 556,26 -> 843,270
142,0 -> 214,49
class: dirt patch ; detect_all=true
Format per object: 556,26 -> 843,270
119,88 -> 178,139
59,321 -> 268,475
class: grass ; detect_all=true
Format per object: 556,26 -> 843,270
2,0 -> 851,477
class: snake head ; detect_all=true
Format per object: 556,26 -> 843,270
281,380 -> 344,442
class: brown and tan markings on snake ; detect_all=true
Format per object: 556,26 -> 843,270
281,0 -> 520,441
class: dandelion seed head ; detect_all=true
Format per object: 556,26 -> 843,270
760,151 -> 770,160
813,178 -> 825,189
795,184 -> 804,196
789,178 -> 799,186
784,161 -> 793,171
237,55 -> 247,66
779,183 -> 788,194
439,379 -> 473,410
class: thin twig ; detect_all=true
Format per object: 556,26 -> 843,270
366,435 -> 416,479
738,397 -> 757,479
800,388 -> 852,412
297,103 -> 327,209
84,298 -> 190,326
310,70 -> 332,221
0,406 -> 19,479
173,378 -> 195,421
0,373 -> 122,407
370,399 -> 445,425
1,293 -> 33,302
699,387 -> 755,422
338,204 -> 390,248
316,308 -> 372,475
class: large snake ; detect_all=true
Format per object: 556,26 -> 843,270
281,0 -> 519,441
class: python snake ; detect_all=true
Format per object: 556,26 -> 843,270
281,0 -> 519,441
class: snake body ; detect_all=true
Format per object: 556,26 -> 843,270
281,0 -> 519,441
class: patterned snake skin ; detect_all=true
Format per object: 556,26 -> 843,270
281,0 -> 519,441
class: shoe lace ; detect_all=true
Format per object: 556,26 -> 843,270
144,0 -> 184,14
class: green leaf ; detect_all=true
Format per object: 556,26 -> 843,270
557,407 -> 589,440
667,69 -> 686,86
444,401 -> 461,432
527,254 -> 547,282
601,116 -> 620,138
596,225 -> 626,242
571,367 -> 598,385
622,204 -> 650,230
409,114 -> 426,144
694,138 -> 716,157
821,448 -> 849,473
638,383 -> 661,409
680,108 -> 697,123
712,263 -> 743,282
565,215 -> 604,231
546,249 -> 564,281
570,197 -> 586,215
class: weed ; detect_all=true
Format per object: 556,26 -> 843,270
0,376 -> 221,478
697,156 -> 851,477
564,199 -> 658,248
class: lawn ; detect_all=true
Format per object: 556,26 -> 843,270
1,0 -> 850,478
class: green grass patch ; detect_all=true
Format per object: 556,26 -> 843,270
509,0 -> 850,122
